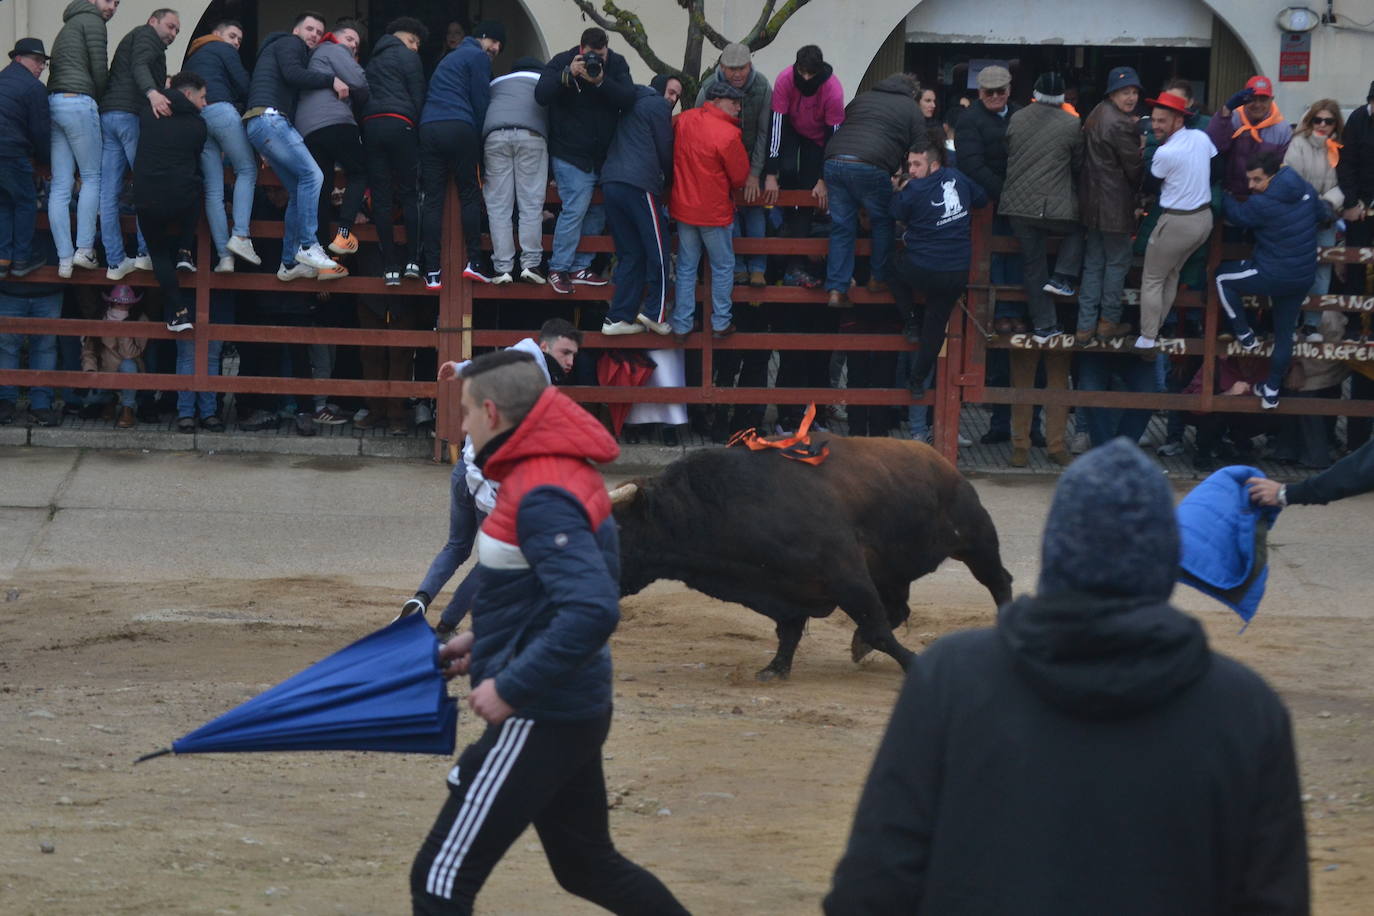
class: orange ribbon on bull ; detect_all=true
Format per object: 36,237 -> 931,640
726,402 -> 830,465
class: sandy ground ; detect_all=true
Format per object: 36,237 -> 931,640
1,449 -> 1371,914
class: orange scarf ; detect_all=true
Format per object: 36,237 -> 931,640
1060,102 -> 1079,118
1325,136 -> 1343,169
1231,104 -> 1283,143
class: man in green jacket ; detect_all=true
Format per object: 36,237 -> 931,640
99,8 -> 179,281
46,0 -> 119,278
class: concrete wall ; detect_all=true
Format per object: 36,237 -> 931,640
5,0 -> 1373,116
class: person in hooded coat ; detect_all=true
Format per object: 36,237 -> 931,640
825,438 -> 1308,916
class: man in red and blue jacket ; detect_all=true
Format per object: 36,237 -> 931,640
410,350 -> 688,916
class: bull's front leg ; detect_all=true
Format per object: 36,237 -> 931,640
757,618 -> 804,681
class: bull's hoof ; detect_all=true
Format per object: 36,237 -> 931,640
755,665 -> 790,682
850,631 -> 874,663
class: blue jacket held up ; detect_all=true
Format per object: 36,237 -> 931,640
1221,165 -> 1324,291
1176,465 -> 1281,623
421,36 -> 491,130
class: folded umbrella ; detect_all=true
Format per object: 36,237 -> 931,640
137,614 -> 458,761
1175,465 -> 1281,624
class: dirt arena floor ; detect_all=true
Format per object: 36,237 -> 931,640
1,450 -> 1371,914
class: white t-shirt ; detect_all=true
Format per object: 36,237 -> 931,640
1151,127 -> 1216,211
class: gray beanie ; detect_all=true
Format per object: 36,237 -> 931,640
1037,438 -> 1179,599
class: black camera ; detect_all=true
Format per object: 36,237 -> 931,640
582,51 -> 603,79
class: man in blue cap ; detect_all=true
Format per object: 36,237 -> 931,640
826,438 -> 1308,915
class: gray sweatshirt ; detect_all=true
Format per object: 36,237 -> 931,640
294,40 -> 369,139
481,70 -> 548,139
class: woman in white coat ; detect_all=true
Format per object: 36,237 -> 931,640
1283,99 -> 1346,339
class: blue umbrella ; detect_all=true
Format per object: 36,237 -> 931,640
136,614 -> 458,762
1176,465 -> 1281,625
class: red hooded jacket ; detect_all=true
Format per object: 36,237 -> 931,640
669,103 -> 751,227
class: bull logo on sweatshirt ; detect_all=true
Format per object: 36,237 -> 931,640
933,178 -> 965,225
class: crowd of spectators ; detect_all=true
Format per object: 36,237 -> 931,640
0,3 -> 1371,469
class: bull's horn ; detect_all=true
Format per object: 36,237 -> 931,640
608,483 -> 640,505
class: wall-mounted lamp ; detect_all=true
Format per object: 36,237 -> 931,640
1276,6 -> 1321,32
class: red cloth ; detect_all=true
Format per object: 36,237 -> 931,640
480,387 -> 619,546
669,104 -> 751,227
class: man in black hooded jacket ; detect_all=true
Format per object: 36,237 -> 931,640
826,437 -> 1308,915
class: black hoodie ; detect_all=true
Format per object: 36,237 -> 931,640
826,441 -> 1308,916
133,89 -> 208,208
245,31 -> 334,122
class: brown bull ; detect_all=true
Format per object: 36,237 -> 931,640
611,435 -> 1013,679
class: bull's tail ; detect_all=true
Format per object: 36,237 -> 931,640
948,479 -> 1014,607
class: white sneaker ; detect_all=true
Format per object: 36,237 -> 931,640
72,248 -> 100,270
1304,331 -> 1323,344
636,313 -> 671,335
227,235 -> 261,265
958,433 -> 973,448
296,243 -> 339,271
106,257 -> 137,280
276,262 -> 318,282
601,320 -> 645,336
58,258 -> 74,279
133,254 -> 153,271
214,255 -> 235,273
490,271 -> 513,285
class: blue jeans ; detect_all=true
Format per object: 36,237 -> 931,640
246,112 -> 322,261
99,110 -> 148,265
201,102 -> 258,259
823,158 -> 894,292
175,338 -> 224,418
90,358 -> 139,408
1075,352 -> 1155,447
733,205 -> 766,275
49,94 -> 102,259
0,157 -> 37,263
0,291 -> 61,409
674,223 -> 735,333
549,157 -> 602,273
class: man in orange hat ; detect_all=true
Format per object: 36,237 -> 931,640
1134,91 -> 1217,359
1207,75 -> 1292,201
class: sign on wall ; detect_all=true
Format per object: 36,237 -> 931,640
1279,31 -> 1311,82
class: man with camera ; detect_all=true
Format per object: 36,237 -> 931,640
535,28 -> 635,295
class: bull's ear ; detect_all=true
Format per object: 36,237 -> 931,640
608,482 -> 640,506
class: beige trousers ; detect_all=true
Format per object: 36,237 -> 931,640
1139,208 -> 1214,339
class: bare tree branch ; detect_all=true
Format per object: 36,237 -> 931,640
750,0 -> 814,50
742,0 -> 780,47
568,0 -> 682,76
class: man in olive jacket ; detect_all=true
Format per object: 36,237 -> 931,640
999,71 -> 1085,338
46,0 -> 118,278
99,8 -> 180,280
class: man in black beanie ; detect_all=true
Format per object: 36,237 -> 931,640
825,438 -> 1309,915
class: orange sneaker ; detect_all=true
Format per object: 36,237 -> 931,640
327,231 -> 358,256
316,264 -> 350,281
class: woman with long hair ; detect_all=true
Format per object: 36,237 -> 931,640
1284,98 -> 1346,339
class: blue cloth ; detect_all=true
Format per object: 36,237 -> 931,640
200,101 -> 258,255
825,158 -> 896,290
549,155 -> 602,273
891,166 -> 988,272
674,222 -> 734,333
48,93 -> 102,259
603,180 -> 669,324
245,112 -> 323,258
0,290 -> 61,409
733,205 -> 766,274
1220,166 -> 1324,288
600,85 -> 673,195
1176,466 -> 1281,622
0,157 -> 38,263
184,38 -> 251,107
421,36 -> 492,129
99,110 -> 148,264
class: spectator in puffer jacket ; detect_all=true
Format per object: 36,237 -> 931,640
697,43 -> 773,286
1284,99 -> 1346,337
418,20 -> 504,290
481,55 -> 550,286
296,19 -> 370,257
362,18 -> 428,285
820,72 -> 923,307
47,0 -> 117,277
409,351 -> 689,916
1216,150 -> 1326,410
670,82 -> 751,339
535,27 -> 636,294
183,20 -> 259,273
599,75 -> 675,335
242,12 -> 348,281
0,39 -> 52,278
1207,75 -> 1292,202
100,9 -> 179,281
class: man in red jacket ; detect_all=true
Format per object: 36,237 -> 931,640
669,81 -> 750,339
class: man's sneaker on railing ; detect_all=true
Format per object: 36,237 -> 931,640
571,268 -> 608,286
490,269 -> 513,285
328,229 -> 358,256
226,235 -> 261,265
404,262 -> 423,281
214,256 -> 235,273
1235,329 -> 1260,352
165,307 -> 193,333
106,257 -> 138,281
73,248 -> 100,270
1254,382 -> 1279,409
463,258 -> 496,283
602,319 -> 645,335
424,271 -> 442,290
1031,325 -> 1063,346
1042,275 -> 1076,297
296,243 -> 340,271
176,250 -> 196,272
637,313 -> 671,335
277,262 -> 318,282
133,254 -> 153,271
383,269 -> 401,287
520,265 -> 547,285
549,270 -> 574,294
1132,335 -> 1159,360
